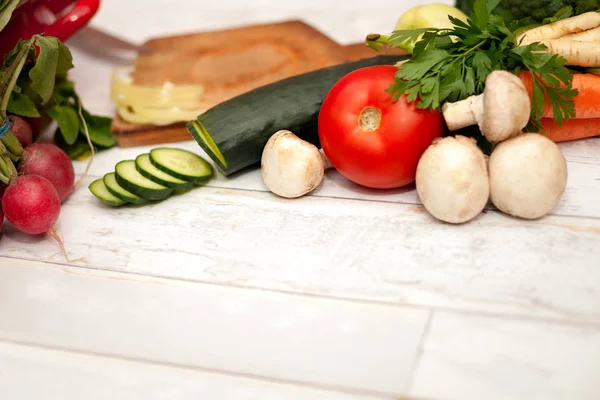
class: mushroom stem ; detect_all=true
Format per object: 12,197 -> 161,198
261,130 -> 330,199
441,70 -> 531,143
440,94 -> 482,131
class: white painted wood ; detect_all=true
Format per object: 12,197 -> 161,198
66,135 -> 600,219
0,341 -> 387,400
409,312 -> 600,400
2,176 -> 600,323
0,259 -> 429,396
3,2 -> 600,399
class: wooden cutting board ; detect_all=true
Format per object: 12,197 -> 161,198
111,20 -> 407,147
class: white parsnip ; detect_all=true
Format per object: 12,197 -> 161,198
535,39 -> 600,67
558,26 -> 600,41
518,11 -> 600,44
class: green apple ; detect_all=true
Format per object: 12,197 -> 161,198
395,3 -> 468,31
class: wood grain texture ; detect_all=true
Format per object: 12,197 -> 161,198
2,174 -> 599,323
112,20 -> 367,144
0,341 -> 392,400
9,2 -> 600,399
111,20 -> 406,146
409,312 -> 600,400
68,136 -> 600,219
0,259 -> 429,396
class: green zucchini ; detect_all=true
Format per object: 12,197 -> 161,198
187,54 -> 409,176
135,153 -> 194,189
89,179 -> 126,206
149,147 -> 213,183
103,172 -> 147,205
115,160 -> 173,201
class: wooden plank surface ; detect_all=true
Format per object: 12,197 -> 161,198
2,169 -> 599,323
0,341 -> 389,400
409,312 -> 600,400
2,1 -> 600,399
0,259 -> 428,396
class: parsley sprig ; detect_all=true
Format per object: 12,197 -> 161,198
366,0 -> 578,130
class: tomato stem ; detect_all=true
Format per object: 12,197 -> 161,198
358,106 -> 381,132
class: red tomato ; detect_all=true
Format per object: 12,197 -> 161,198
318,65 -> 445,189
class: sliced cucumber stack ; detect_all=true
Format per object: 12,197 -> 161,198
135,153 -> 194,189
89,146 -> 214,207
149,147 -> 213,184
89,179 -> 127,206
115,160 -> 173,201
104,172 -> 147,204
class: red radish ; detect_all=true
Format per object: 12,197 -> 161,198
0,205 -> 4,236
1,174 -> 68,259
18,143 -> 75,202
2,175 -> 61,235
8,115 -> 33,148
25,117 -> 42,141
0,182 -> 5,199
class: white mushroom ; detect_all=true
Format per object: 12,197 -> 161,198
416,135 -> 490,224
261,130 -> 332,199
442,70 -> 531,143
488,132 -> 568,220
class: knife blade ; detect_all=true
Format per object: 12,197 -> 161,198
68,25 -> 153,56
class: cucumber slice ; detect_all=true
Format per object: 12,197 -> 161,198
115,160 -> 173,201
89,179 -> 126,206
103,172 -> 147,204
135,153 -> 194,189
149,147 -> 213,183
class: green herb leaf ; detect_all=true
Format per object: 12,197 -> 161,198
47,105 -> 80,145
0,0 -> 19,31
54,133 -> 95,160
81,110 -> 116,148
396,49 -> 451,81
471,0 -> 490,30
472,52 -> 492,82
56,41 -> 74,75
376,0 -> 577,131
29,36 -> 59,104
7,92 -> 41,117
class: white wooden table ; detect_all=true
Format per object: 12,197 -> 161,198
1,1 -> 600,399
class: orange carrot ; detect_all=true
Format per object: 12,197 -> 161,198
539,117 -> 600,142
519,71 -> 600,119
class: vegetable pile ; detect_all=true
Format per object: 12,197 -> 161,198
185,0 -> 598,225
0,114 -> 73,253
3,35 -> 115,159
455,0 -> 600,24
0,33 -> 112,255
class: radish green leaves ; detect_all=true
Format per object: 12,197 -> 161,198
1,35 -> 115,159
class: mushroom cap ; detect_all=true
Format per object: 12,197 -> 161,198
261,130 -> 325,199
478,70 -> 531,142
489,133 -> 568,219
416,135 -> 490,224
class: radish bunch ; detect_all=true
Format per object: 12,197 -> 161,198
0,115 -> 75,250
